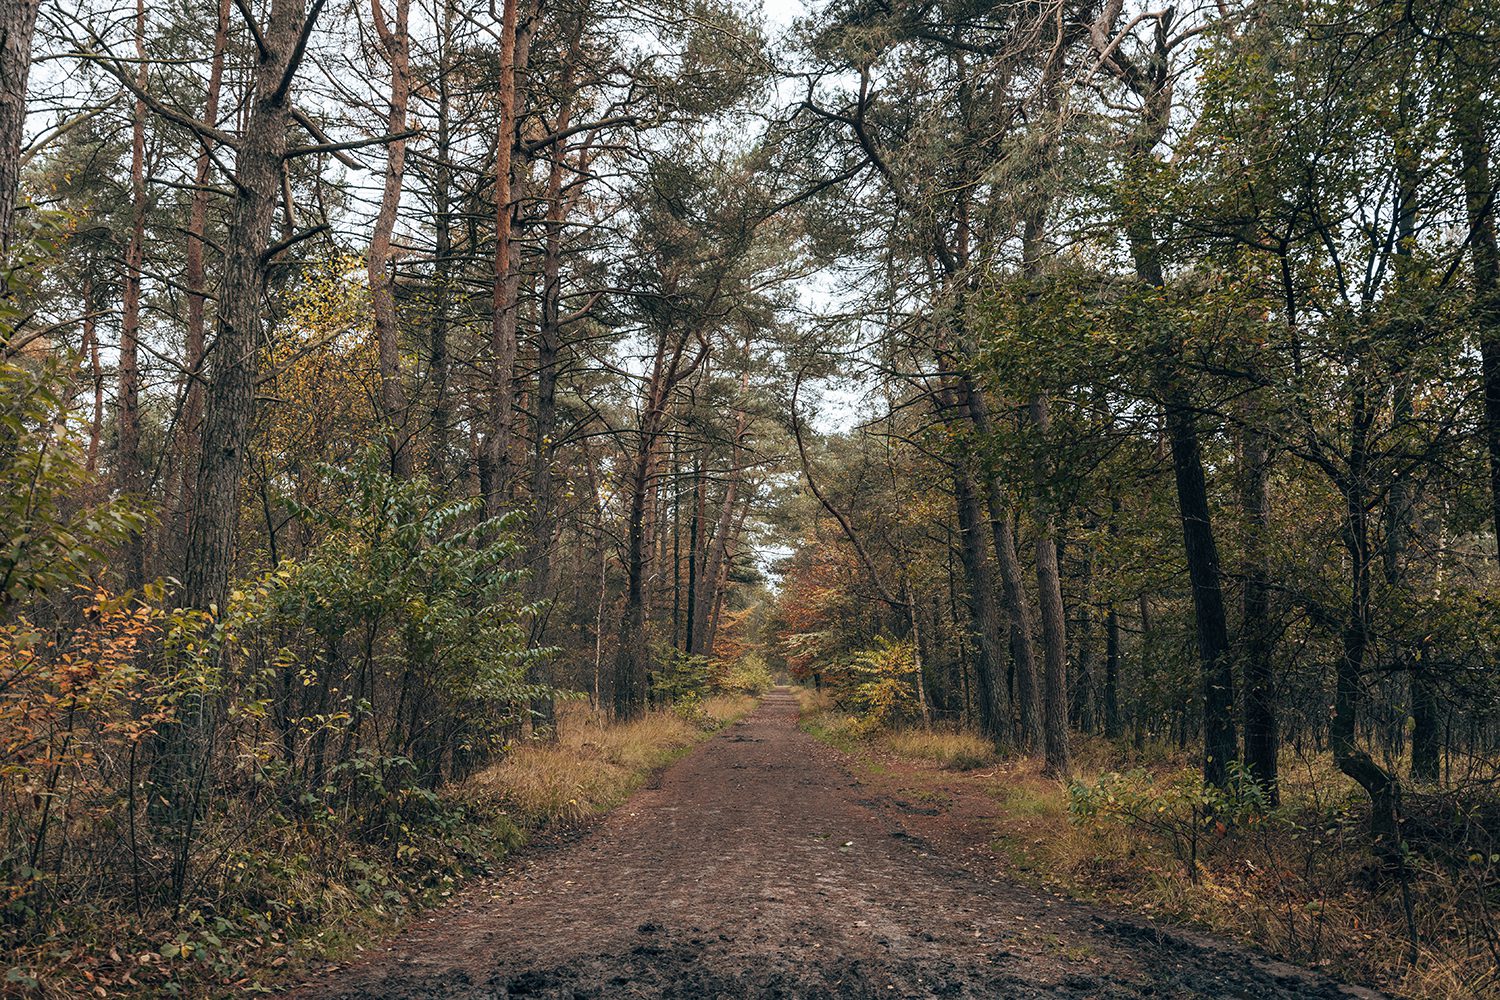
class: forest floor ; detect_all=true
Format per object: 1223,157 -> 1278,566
287,689 -> 1387,999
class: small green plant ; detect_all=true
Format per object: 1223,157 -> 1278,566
649,647 -> 713,706
1068,762 -> 1286,881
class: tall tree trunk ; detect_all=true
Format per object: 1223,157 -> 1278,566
960,378 -> 1041,747
640,442 -> 661,642
614,440 -> 654,719
117,0 -> 148,590
1335,380 -> 1402,856
693,479 -> 736,656
1457,87 -> 1500,563
685,455 -> 706,652
671,456 -> 683,649
907,582 -> 934,725
482,0 -> 524,512
1028,392 -> 1070,778
937,382 -> 1010,744
184,0 -> 309,609
693,402 -> 748,656
1164,391 -> 1238,788
613,326 -> 700,719
1103,14 -> 1237,788
1389,96 -> 1440,785
1103,495 -> 1122,739
179,0 -> 231,541
1015,34 -> 1071,777
1135,592 -> 1152,748
159,0 -> 317,831
1409,643 -> 1439,784
950,459 -> 1008,745
426,0 -> 455,480
1073,538 -> 1097,734
82,271 -> 103,471
0,0 -> 40,262
705,490 -> 753,654
1104,603 -> 1121,739
1135,234 -> 1237,787
523,46 -> 578,736
1240,417 -> 1278,802
991,504 -> 1041,747
368,0 -> 412,476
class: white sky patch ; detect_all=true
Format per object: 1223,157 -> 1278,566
760,0 -> 807,29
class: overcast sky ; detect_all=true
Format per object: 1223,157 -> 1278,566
762,0 -> 808,30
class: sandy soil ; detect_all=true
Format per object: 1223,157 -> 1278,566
289,690 -> 1387,999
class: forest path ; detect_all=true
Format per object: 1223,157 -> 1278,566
291,689 -> 1382,999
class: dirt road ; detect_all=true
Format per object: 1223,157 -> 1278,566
293,690 -> 1383,999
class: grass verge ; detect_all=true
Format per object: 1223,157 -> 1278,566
795,689 -> 996,771
462,695 -> 757,827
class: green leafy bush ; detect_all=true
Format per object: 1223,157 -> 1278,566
1068,762 -> 1285,880
0,442 -> 546,995
0,356 -> 146,609
261,446 -> 550,788
847,636 -> 919,731
650,647 -> 713,707
720,652 -> 773,695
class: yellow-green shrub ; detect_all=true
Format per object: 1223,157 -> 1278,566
720,652 -> 774,695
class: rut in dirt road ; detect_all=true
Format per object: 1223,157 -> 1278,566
293,690 -> 1385,1000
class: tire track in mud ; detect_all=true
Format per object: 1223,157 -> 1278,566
290,689 -> 1385,1000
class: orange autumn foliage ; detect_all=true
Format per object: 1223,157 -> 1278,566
768,540 -> 863,681
0,589 -> 167,780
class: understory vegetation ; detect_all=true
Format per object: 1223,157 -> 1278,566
0,483 -> 755,998
4,0 -> 783,990
0,364 -> 761,993
798,693 -> 1498,998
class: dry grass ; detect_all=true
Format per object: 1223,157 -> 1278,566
701,693 -> 759,727
793,685 -> 835,716
881,728 -> 997,771
464,696 -> 756,827
794,692 -> 997,771
5,696 -> 757,997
